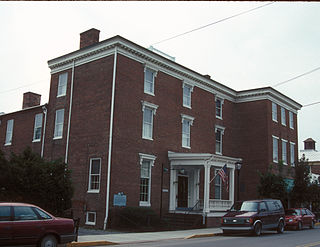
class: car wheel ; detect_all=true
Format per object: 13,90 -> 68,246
277,220 -> 284,234
297,221 -> 302,231
310,221 -> 315,229
40,235 -> 57,247
253,223 -> 262,236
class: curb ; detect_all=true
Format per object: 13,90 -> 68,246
315,222 -> 320,226
184,232 -> 221,239
67,241 -> 119,247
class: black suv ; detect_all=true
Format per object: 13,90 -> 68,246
221,199 -> 285,236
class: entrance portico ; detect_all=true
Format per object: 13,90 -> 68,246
168,152 -> 242,214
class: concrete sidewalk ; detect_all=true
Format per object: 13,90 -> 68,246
68,227 -> 223,246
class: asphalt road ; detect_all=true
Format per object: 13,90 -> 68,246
118,227 -> 320,247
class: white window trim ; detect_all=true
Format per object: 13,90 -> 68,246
215,125 -> 225,155
281,139 -> 288,165
141,101 -> 158,140
5,119 -> 14,146
281,107 -> 286,126
144,66 -> 158,96
272,135 -> 279,163
88,158 -> 101,193
290,142 -> 295,166
215,96 -> 224,120
272,102 -> 278,123
139,153 -> 156,207
289,112 -> 294,129
57,72 -> 68,98
85,211 -> 96,226
181,114 -> 195,149
53,109 -> 64,139
33,113 -> 43,142
182,81 -> 194,109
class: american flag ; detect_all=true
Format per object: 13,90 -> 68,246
218,164 -> 228,183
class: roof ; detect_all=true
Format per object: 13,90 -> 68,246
300,149 -> 320,163
0,202 -> 37,207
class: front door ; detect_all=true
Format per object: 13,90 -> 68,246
177,176 -> 188,208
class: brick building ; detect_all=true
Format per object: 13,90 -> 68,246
0,28 -> 302,229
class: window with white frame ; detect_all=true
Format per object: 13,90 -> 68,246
88,158 -> 101,193
272,102 -> 278,122
215,97 -> 224,119
139,153 -> 156,207
144,67 -> 157,95
290,142 -> 295,166
281,107 -> 286,126
273,136 -> 279,163
54,109 -> 64,139
5,119 -> 14,145
183,82 -> 193,108
57,72 -> 68,97
141,101 -> 158,140
33,113 -> 43,142
181,114 -> 194,148
85,211 -> 96,225
289,112 -> 294,129
215,125 -> 225,155
282,139 -> 288,165
214,169 -> 222,199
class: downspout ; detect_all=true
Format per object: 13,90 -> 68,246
65,60 -> 75,164
40,104 -> 47,158
104,47 -> 117,230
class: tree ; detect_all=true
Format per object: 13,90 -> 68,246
0,147 -> 73,216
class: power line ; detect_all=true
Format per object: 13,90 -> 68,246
303,101 -> 320,108
151,2 -> 274,46
273,66 -> 320,88
0,79 -> 46,94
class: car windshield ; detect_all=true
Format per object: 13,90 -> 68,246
231,201 -> 259,212
286,209 -> 300,216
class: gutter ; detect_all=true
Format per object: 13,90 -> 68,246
65,60 -> 75,164
104,47 -> 117,230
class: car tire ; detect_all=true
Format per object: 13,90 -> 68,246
297,221 -> 302,231
310,221 -> 315,229
277,220 -> 284,234
40,234 -> 57,247
253,223 -> 262,236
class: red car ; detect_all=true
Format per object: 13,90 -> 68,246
0,202 -> 76,247
285,208 -> 316,230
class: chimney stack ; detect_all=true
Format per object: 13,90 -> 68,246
80,28 -> 100,49
22,92 -> 41,109
304,138 -> 316,150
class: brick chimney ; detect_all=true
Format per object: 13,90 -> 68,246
304,138 -> 316,150
80,28 -> 100,49
22,92 -> 41,109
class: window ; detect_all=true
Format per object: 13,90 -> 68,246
141,101 -> 158,140
282,140 -> 288,165
144,67 -> 157,95
272,102 -> 277,122
290,142 -> 295,166
33,207 -> 51,220
88,158 -> 101,193
139,153 -> 156,207
273,136 -> 279,163
215,125 -> 225,155
281,107 -> 286,126
57,72 -> 68,97
0,206 -> 11,221
13,206 -> 38,221
289,112 -> 294,129
183,82 -> 193,108
214,169 -> 221,199
215,97 -> 224,119
5,119 -> 14,145
181,114 -> 194,148
54,109 -> 64,139
33,113 -> 43,142
86,211 -> 96,225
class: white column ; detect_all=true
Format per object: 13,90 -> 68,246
169,167 -> 177,211
203,164 -> 211,213
229,167 -> 235,205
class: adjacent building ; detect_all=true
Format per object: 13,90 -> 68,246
0,28 -> 302,229
300,138 -> 320,183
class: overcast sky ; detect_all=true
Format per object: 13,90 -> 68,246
0,1 -> 319,150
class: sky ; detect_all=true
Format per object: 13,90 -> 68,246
0,1 -> 319,151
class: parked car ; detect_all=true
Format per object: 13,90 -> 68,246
0,202 -> 76,247
221,199 -> 285,236
285,208 -> 316,230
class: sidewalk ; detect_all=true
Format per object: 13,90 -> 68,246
68,227 -> 223,246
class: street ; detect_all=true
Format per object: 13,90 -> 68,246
118,228 -> 320,247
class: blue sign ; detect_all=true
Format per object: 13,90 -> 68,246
284,178 -> 294,192
113,192 -> 127,207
